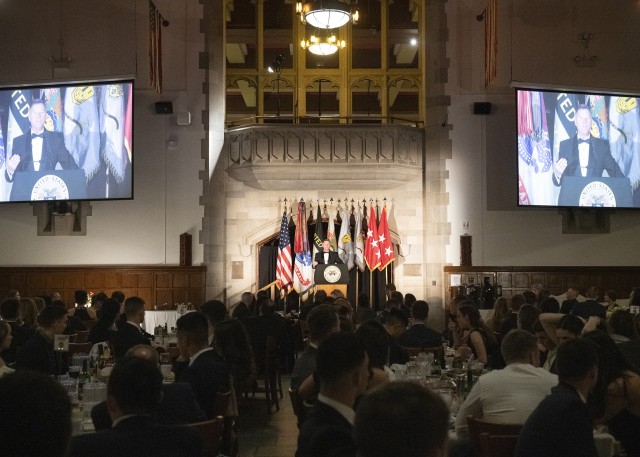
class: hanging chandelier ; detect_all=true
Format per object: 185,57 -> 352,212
301,32 -> 346,56
295,1 -> 358,30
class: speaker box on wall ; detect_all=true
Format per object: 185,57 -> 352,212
473,102 -> 492,115
155,101 -> 173,114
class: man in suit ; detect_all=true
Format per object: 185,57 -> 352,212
69,357 -> 201,457
243,299 -> 292,374
313,239 -> 343,267
5,98 -> 79,183
91,345 -> 205,430
200,299 -> 229,345
109,296 -> 152,360
296,332 -> 370,457
16,305 -> 69,376
354,382 -> 449,457
514,338 -> 600,457
0,297 -> 35,365
173,312 -> 230,418
552,104 -> 623,186
399,300 -> 443,349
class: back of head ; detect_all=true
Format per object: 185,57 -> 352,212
404,293 -> 417,308
316,332 -> 366,387
390,291 -> 404,305
522,290 -> 536,305
411,300 -> 429,321
107,357 -> 163,415
385,283 -> 396,294
556,337 -> 599,384
510,294 -> 526,312
330,289 -> 345,299
307,304 -> 338,343
213,319 -> 255,383
125,344 -> 160,364
586,286 -> 599,300
0,370 -> 71,457
124,296 -> 145,319
334,298 -> 353,317
259,298 -> 277,316
501,329 -> 538,364
241,292 -> 254,306
609,310 -> 638,339
176,312 -> 209,346
538,297 -> 560,314
200,299 -> 228,325
354,382 -> 448,457
99,298 -> 121,324
557,314 -> 584,336
38,305 -> 68,329
605,289 -> 618,302
314,289 -> 328,303
111,290 -> 125,304
0,297 -> 20,320
74,289 -> 88,306
358,292 -> 370,308
354,319 -> 389,369
518,304 -> 540,333
385,307 -> 409,329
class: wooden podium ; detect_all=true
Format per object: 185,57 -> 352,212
314,264 -> 349,297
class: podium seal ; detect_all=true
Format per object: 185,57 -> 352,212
31,175 -> 70,201
579,181 -> 616,207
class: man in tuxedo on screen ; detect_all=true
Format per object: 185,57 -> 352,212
313,239 -> 343,267
552,104 -> 623,186
5,98 -> 78,183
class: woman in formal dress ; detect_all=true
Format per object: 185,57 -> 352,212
486,296 -> 509,334
0,321 -> 15,378
582,330 -> 640,457
456,304 -> 496,365
19,297 -> 39,330
67,290 -> 96,321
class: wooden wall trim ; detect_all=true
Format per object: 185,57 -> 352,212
0,265 -> 207,310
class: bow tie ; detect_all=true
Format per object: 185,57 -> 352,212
578,138 -> 590,145
31,133 -> 44,139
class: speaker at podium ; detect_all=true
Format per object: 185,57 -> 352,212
314,264 -> 350,297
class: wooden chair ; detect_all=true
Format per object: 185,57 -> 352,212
251,336 -> 280,414
82,319 -> 98,331
478,433 -> 520,457
467,416 -> 523,457
74,330 -> 90,344
190,416 -> 224,457
289,387 -> 307,429
68,334 -> 78,344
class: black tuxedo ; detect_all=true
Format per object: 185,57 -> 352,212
399,323 -> 443,348
553,135 -> 623,186
295,400 -> 356,457
109,322 -> 152,360
6,130 -> 78,182
91,382 -> 206,430
68,415 -> 201,457
15,330 -> 68,376
314,250 -> 343,265
173,349 -> 230,418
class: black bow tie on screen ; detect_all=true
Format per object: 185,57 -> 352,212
578,138 -> 590,145
31,133 -> 44,139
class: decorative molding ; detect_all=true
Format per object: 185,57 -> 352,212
224,124 -> 424,190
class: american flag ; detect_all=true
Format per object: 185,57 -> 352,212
276,211 -> 292,295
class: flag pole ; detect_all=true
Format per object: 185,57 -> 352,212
355,269 -> 359,308
369,268 -> 373,308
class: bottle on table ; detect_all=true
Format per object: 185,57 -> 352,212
431,356 -> 442,377
78,359 -> 90,401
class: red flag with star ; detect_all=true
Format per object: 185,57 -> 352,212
377,206 -> 395,270
364,205 -> 380,271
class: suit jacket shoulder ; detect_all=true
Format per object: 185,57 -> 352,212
296,401 -> 355,457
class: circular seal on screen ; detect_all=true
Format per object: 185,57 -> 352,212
31,175 -> 70,201
578,181 -> 616,207
323,265 -> 342,284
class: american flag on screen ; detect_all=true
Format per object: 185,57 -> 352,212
276,211 -> 292,295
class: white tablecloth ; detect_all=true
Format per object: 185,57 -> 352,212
143,311 -> 181,332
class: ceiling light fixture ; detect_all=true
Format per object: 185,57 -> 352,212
301,32 -> 346,56
296,1 -> 358,30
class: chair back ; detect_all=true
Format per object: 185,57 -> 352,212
75,330 -> 90,344
299,320 -> 310,349
212,390 -> 231,418
467,416 -> 523,457
191,416 -> 223,457
288,387 -> 306,429
264,336 -> 278,375
479,433 -> 520,457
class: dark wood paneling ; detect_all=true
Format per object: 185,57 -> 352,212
0,266 -> 206,311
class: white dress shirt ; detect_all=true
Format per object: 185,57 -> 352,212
32,135 -> 43,171
578,141 -> 589,177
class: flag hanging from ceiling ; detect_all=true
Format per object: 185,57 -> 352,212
364,205 -> 380,271
377,205 -> 395,270
64,86 -> 101,183
354,204 -> 365,272
149,0 -> 163,94
276,211 -> 293,296
484,0 -> 497,87
293,201 -> 314,301
338,206 -> 354,269
312,205 -> 324,259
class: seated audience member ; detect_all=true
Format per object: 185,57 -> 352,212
486,296 -> 509,334
538,296 -> 560,314
69,357 -> 201,457
498,294 -> 525,338
608,310 -> 638,344
173,312 -> 230,418
604,289 -> 621,318
6,290 -> 20,300
19,297 -> 39,330
299,290 -> 327,320
404,293 -> 417,309
517,304 -> 540,334
295,333 -> 369,457
514,338 -> 600,457
383,307 -> 409,365
0,370 -> 72,457
291,304 -> 340,389
535,288 -> 551,306
68,290 -> 97,320
619,319 -> 640,371
111,291 -> 127,330
399,300 -> 442,348
571,286 -> 606,320
0,321 -> 15,377
0,297 -> 35,365
390,290 -> 411,320
455,330 -> 558,439
354,382 -> 449,457
91,292 -> 109,318
582,330 -> 640,457
16,305 -> 69,376
52,299 -> 87,335
376,297 -> 400,325
522,290 -> 536,305
539,312 -> 585,347
532,320 -> 557,373
231,292 -> 255,319
354,319 -> 392,389
91,344 -> 205,430
353,293 -> 377,326
88,298 -> 120,345
110,296 -> 152,359
244,299 -> 291,374
456,304 -> 497,366
443,295 -> 470,348
200,299 -> 229,344
330,289 -> 346,299
335,298 -> 354,333
559,286 -> 580,314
